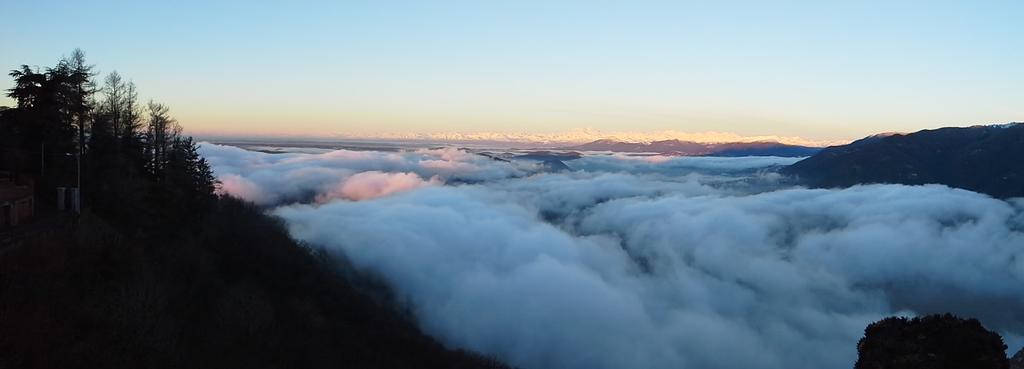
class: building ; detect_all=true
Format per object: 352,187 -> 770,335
0,171 -> 34,227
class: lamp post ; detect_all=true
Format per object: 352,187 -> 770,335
64,152 -> 80,214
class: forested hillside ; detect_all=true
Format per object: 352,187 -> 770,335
0,50 -> 507,369
784,124 -> 1024,198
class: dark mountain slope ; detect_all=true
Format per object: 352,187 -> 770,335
708,141 -> 822,157
783,124 -> 1024,198
567,139 -> 710,154
0,198 -> 508,369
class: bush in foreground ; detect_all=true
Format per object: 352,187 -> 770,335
855,314 -> 1009,369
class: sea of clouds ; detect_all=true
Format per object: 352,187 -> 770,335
200,143 -> 1024,369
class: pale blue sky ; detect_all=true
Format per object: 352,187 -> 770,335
2,0 -> 1021,141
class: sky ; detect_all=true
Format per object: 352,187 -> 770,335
2,0 -> 1022,142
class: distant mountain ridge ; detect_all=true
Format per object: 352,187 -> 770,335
312,129 -> 843,147
784,123 -> 1024,198
563,139 -> 822,157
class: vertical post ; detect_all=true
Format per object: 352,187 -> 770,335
40,142 -> 45,176
71,188 -> 80,214
56,187 -> 65,211
77,80 -> 84,215
76,151 -> 81,214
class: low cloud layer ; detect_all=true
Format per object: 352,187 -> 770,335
571,154 -> 802,173
318,171 -> 440,202
203,143 -> 1024,369
199,143 -> 531,205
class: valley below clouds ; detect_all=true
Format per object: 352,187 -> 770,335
201,143 -> 1024,369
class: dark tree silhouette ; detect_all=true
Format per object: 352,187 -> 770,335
3,50 -> 212,231
855,314 -> 1009,369
144,100 -> 181,178
7,65 -> 48,108
95,71 -> 142,141
0,50 -> 510,369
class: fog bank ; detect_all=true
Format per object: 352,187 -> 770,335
203,143 -> 1024,369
